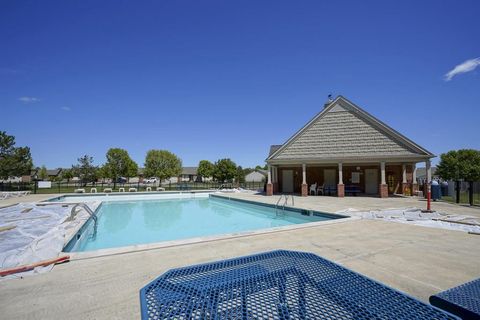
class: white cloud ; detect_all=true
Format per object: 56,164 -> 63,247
444,57 -> 480,81
61,106 -> 71,111
18,96 -> 40,103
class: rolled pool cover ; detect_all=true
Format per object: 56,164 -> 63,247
0,255 -> 70,277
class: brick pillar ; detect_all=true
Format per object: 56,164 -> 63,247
266,183 -> 273,196
402,182 -> 410,196
301,183 -> 308,197
337,184 -> 345,197
412,182 -> 418,195
379,184 -> 388,198
273,182 -> 278,193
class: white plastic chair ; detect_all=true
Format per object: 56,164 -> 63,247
317,183 -> 325,196
309,183 -> 317,195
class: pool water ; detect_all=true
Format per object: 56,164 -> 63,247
64,196 -> 340,252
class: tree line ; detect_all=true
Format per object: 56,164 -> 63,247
1,130 -> 266,186
436,149 -> 480,206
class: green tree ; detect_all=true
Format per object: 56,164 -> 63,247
235,165 -> 246,184
144,150 -> 182,182
197,160 -> 214,182
0,131 -> 33,179
255,164 -> 267,170
97,165 -> 108,182
61,168 -> 74,184
103,148 -> 138,188
38,165 -> 48,181
72,155 -> 98,186
436,149 -> 480,206
213,158 -> 237,183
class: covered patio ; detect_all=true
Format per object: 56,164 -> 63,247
265,96 -> 434,198
267,161 -> 432,197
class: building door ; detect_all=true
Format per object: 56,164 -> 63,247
365,169 -> 378,194
282,170 -> 294,193
323,169 -> 336,187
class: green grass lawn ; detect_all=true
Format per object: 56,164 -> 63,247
441,192 -> 480,206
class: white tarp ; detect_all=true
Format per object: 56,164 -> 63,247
336,207 -> 480,233
0,201 -> 99,279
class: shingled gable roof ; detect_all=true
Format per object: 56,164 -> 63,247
267,96 -> 434,162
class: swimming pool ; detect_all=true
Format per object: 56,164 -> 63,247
63,194 -> 343,253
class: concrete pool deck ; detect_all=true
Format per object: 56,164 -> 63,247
1,193 -> 480,319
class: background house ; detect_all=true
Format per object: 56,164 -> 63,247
30,168 -> 63,181
415,166 -> 438,183
245,170 -> 267,182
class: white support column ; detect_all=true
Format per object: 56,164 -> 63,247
267,165 -> 272,184
426,160 -> 431,184
302,163 -> 306,185
381,162 -> 386,185
402,164 -> 407,183
338,163 -> 343,184
412,163 -> 417,183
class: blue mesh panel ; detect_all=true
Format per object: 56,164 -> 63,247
430,277 -> 480,320
140,250 -> 458,319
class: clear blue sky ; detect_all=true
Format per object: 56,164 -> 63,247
1,0 -> 479,169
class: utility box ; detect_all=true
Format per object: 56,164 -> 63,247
431,184 -> 442,201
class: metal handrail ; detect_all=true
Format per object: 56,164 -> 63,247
215,184 -> 226,191
275,195 -> 286,209
275,194 -> 295,215
69,203 -> 99,240
70,203 -> 97,222
283,195 -> 295,207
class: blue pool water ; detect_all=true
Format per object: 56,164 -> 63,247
64,196 -> 340,252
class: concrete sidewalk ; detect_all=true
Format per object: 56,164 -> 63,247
219,192 -> 480,218
1,192 -> 479,319
1,218 -> 479,319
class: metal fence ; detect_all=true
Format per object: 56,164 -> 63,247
447,181 -> 480,206
418,180 -> 480,206
0,180 -> 266,194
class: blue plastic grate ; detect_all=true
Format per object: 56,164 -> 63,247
430,277 -> 480,320
140,250 -> 458,319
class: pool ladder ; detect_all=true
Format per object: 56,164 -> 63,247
70,203 -> 99,240
215,184 -> 226,192
70,203 -> 97,223
275,194 -> 294,215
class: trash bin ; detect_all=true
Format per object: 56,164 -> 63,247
441,181 -> 449,196
431,184 -> 441,201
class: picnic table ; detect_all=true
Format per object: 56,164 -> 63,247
140,250 -> 457,319
430,277 -> 480,320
